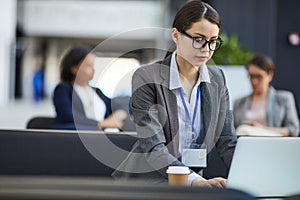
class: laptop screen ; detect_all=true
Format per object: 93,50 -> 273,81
226,137 -> 300,198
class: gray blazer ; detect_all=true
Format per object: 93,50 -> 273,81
112,56 -> 237,182
233,86 -> 299,137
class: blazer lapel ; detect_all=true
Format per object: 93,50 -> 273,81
162,86 -> 179,156
266,86 -> 276,126
200,82 -> 212,139
160,56 -> 178,138
160,56 -> 180,156
199,72 -> 218,145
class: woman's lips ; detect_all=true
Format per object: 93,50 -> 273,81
196,56 -> 208,61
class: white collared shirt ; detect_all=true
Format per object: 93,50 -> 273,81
74,84 -> 106,122
169,51 -> 211,185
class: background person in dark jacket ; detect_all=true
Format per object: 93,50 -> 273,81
53,46 -> 127,130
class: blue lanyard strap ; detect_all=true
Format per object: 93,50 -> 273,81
179,85 -> 201,132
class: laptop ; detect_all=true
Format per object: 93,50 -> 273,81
227,137 -> 300,198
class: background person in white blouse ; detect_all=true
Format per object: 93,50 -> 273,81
233,54 -> 299,137
53,46 -> 127,130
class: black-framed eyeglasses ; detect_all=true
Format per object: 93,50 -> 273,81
180,31 -> 223,51
248,74 -> 264,81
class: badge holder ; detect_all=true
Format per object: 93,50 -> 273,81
182,143 -> 207,168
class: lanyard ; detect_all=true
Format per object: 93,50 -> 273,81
179,85 -> 201,133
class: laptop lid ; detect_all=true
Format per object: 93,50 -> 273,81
227,137 -> 300,198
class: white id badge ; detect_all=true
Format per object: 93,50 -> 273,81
182,145 -> 207,167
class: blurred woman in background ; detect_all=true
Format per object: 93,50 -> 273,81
53,46 -> 127,130
233,54 -> 299,136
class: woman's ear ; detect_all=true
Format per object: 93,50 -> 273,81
268,71 -> 274,81
70,65 -> 79,75
171,28 -> 180,44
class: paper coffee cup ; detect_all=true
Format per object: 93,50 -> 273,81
166,166 -> 190,186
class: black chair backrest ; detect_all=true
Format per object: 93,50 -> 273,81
26,116 -> 55,129
0,129 -> 137,177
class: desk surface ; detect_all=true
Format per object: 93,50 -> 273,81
0,176 -> 256,200
5,128 -> 137,135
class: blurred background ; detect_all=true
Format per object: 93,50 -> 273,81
0,0 -> 299,129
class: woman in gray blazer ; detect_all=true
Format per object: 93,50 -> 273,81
113,1 -> 237,188
233,54 -> 299,136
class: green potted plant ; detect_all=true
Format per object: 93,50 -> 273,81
210,33 -> 253,66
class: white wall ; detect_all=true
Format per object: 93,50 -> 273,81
19,0 -> 167,39
0,0 -> 16,104
220,66 -> 252,109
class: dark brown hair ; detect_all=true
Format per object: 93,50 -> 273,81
60,46 -> 93,83
165,0 -> 221,58
246,54 -> 274,74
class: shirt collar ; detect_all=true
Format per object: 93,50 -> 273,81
169,51 -> 181,90
169,51 -> 211,90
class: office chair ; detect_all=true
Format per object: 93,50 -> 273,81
26,116 -> 55,129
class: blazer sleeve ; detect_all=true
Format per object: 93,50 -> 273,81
53,83 -> 74,123
215,68 -> 237,168
232,99 -> 241,128
281,91 -> 300,136
232,97 -> 248,128
129,67 -> 183,178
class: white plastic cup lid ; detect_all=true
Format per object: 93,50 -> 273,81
166,166 -> 190,174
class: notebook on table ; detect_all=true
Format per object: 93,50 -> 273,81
226,137 -> 300,198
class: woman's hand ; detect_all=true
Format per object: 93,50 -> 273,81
192,177 -> 227,188
243,120 -> 264,127
98,109 -> 127,129
239,122 -> 290,136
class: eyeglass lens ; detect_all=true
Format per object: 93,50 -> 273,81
249,74 -> 263,80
